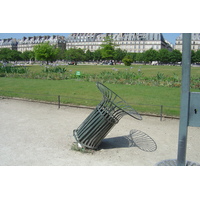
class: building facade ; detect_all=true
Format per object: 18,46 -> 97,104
17,35 -> 66,52
0,38 -> 18,50
0,35 -> 66,52
65,33 -> 173,52
0,33 -> 173,53
175,33 -> 200,52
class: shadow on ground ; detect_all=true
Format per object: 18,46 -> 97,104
99,129 -> 157,152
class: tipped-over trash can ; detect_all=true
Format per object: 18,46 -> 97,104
73,82 -> 142,149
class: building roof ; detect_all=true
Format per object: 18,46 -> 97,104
66,33 -> 166,42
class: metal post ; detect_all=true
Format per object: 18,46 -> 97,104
177,33 -> 191,166
160,105 -> 163,121
58,95 -> 61,109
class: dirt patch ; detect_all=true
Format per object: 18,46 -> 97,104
0,98 -> 200,166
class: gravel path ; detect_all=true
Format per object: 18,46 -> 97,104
0,98 -> 200,166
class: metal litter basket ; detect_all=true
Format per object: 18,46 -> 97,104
73,82 -> 142,149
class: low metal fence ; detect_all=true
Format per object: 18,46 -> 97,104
0,90 -> 180,121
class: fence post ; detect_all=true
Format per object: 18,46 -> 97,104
160,105 -> 163,121
58,95 -> 60,109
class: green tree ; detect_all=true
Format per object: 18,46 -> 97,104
143,48 -> 158,63
194,50 -> 200,63
22,50 -> 35,63
114,48 -> 127,62
85,50 -> 94,61
0,48 -> 13,62
128,52 -> 137,62
158,49 -> 170,64
100,36 -> 117,60
169,49 -> 182,64
57,48 -> 66,61
191,50 -> 196,64
122,55 -> 133,66
33,42 -> 59,65
135,53 -> 144,63
93,49 -> 102,61
66,48 -> 85,62
10,50 -> 22,61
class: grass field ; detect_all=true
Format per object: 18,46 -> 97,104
26,64 -> 200,77
0,64 -> 200,117
0,77 -> 181,115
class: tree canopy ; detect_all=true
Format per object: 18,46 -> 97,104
143,49 -> 158,63
158,49 -> 170,64
65,48 -> 85,62
100,36 -> 117,60
0,48 -> 22,62
21,50 -> 35,62
93,49 -> 102,61
0,48 -> 12,62
194,50 -> 200,63
33,42 -> 59,64
122,54 -> 133,66
114,48 -> 127,62
85,50 -> 94,61
170,49 -> 182,64
5,41 -> 200,65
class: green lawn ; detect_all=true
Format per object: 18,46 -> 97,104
28,63 -> 200,77
1,64 -> 200,117
0,77 -> 181,116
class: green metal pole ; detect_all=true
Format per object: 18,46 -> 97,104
177,33 -> 191,166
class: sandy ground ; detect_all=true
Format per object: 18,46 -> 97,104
0,98 -> 200,166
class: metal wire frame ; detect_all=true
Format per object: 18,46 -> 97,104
73,82 -> 142,149
96,82 -> 142,120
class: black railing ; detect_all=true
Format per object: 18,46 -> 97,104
0,89 -> 180,121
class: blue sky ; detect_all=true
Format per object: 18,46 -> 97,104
0,33 -> 180,45
163,33 -> 180,44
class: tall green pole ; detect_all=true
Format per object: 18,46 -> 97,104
177,33 -> 191,166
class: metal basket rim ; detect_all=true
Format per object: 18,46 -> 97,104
96,82 -> 142,120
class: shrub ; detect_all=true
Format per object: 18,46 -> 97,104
0,66 -> 28,74
122,55 -> 133,66
42,66 -> 66,73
